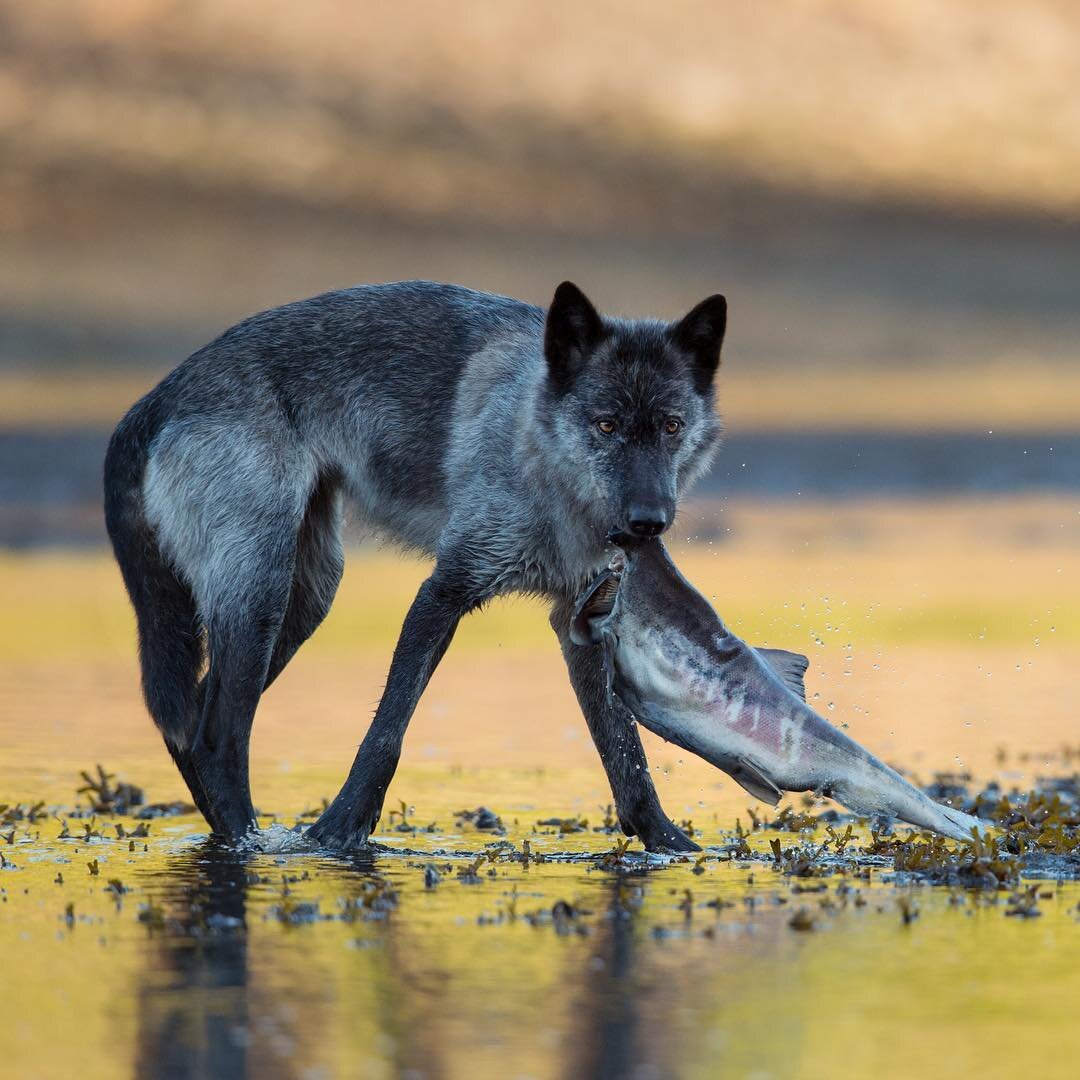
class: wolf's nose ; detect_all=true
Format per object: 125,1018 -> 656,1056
627,506 -> 668,537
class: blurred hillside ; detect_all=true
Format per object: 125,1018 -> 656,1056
5,1 -> 1080,227
1,0 -> 1079,377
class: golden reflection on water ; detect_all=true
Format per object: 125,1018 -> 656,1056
1,499 -> 1078,1078
3,808 -> 1080,1080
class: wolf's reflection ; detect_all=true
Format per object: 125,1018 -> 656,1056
133,841 -> 254,1079
132,842 -> 445,1079
565,872 -> 689,1080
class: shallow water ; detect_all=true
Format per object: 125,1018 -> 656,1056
3,801 -> 1080,1080
1,504 -> 1078,1079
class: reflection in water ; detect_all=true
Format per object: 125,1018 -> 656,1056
134,842 -> 255,1079
568,875 -> 646,1080
336,852 -> 448,1080
132,844 -> 449,1080
568,873 -> 683,1080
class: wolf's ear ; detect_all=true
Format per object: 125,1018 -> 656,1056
670,294 -> 727,393
545,281 -> 604,392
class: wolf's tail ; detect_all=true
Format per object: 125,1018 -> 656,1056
104,391 -> 203,751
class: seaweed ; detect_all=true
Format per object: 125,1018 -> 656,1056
77,765 -> 144,814
1005,885 -> 1042,918
594,804 -> 620,833
386,800 -> 437,834
597,837 -> 633,870
536,815 -> 590,834
454,807 -> 505,834
0,802 -> 46,825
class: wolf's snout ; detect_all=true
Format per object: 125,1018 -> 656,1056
626,503 -> 669,537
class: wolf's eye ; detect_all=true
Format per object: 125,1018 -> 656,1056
596,418 -> 617,435
664,418 -> 683,435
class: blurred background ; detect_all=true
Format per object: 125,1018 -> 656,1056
2,11 -> 1078,1074
0,0 -> 1077,784
1,0 -> 1078,547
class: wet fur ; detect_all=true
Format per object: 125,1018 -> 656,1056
104,280 -> 725,850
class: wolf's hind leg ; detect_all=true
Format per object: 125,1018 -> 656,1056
550,596 -> 700,854
192,563 -> 295,839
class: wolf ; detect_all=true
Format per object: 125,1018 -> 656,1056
104,280 -> 727,852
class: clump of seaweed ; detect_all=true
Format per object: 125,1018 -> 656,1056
0,802 -> 47,826
536,815 -> 589,834
521,898 -> 590,936
596,837 -> 634,870
870,829 -> 1020,888
385,800 -> 437,834
764,805 -> 823,833
77,765 -> 144,814
135,801 -> 196,819
339,878 -> 399,921
454,807 -> 506,834
593,804 -> 621,834
1004,884 -> 1044,918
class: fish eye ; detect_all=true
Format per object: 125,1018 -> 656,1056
664,417 -> 683,435
596,418 -> 617,435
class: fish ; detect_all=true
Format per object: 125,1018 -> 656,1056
570,535 -> 989,843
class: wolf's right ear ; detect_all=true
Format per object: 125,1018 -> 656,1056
545,281 -> 603,392
670,294 -> 727,394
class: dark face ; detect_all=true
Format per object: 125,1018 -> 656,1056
543,282 -> 726,539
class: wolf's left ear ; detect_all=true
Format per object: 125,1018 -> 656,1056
545,281 -> 604,392
670,294 -> 727,393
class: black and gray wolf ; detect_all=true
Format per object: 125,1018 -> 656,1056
104,280 -> 727,851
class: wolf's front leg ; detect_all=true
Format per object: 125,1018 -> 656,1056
308,571 -> 474,850
549,597 -> 700,854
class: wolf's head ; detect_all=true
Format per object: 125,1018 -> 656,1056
540,281 -> 725,539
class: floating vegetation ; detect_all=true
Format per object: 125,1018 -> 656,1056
0,802 -> 46,826
536,815 -> 589,834
596,804 -> 620,833
135,801 -> 195,820
897,895 -> 920,925
454,807 -> 506,834
1005,885 -> 1043,918
77,765 -> 144,815
385,800 -> 437,834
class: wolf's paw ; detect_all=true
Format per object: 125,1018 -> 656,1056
622,807 -> 701,854
306,798 -> 382,851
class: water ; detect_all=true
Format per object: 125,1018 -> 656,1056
1,503 -> 1076,1078
3,807 -> 1080,1080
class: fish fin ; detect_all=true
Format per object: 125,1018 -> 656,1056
755,647 -> 809,702
570,571 -> 619,646
730,756 -> 783,806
